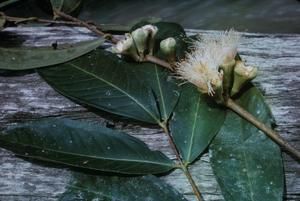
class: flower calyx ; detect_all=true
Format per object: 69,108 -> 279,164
230,60 -> 258,96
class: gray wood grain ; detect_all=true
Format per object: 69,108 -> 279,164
0,27 -> 299,201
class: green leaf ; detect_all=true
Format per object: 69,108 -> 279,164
38,49 -> 180,124
0,118 -> 175,174
210,85 -> 284,201
169,84 -> 226,163
0,0 -> 21,9
59,173 -> 187,201
0,39 -> 104,70
50,0 -> 82,14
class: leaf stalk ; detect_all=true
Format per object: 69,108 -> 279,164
53,9 -> 119,44
160,123 -> 204,201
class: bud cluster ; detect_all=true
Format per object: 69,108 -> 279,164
113,24 -> 177,63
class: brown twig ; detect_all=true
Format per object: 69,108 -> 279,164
0,12 -> 81,26
226,98 -> 300,160
144,55 -> 174,71
160,123 -> 204,201
53,9 -> 119,44
50,10 -> 177,73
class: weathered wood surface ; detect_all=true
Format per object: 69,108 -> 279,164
0,27 -> 299,201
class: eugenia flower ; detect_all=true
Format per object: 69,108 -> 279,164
176,29 -> 241,96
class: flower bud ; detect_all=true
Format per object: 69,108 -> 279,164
231,61 -> 258,96
131,27 -> 150,60
112,33 -> 140,61
160,37 -> 176,62
142,25 -> 158,55
219,59 -> 236,97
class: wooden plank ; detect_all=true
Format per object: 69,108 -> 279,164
0,27 -> 299,201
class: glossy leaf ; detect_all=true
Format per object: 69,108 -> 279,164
0,0 -> 20,9
169,84 -> 226,163
0,39 -> 104,70
210,86 -> 284,201
59,173 -> 187,201
0,118 -> 175,174
38,49 -> 180,124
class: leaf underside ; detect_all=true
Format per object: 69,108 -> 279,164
210,85 -> 284,201
0,39 -> 104,70
0,118 -> 175,174
59,173 -> 188,201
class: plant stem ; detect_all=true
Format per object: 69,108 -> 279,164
53,9 -> 119,44
50,10 -> 177,72
0,12 -> 82,26
226,98 -> 300,160
145,55 -> 173,71
160,123 -> 204,201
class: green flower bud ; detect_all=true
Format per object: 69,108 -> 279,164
219,59 -> 236,98
160,37 -> 176,62
131,27 -> 150,60
231,61 -> 258,96
112,33 -> 140,61
142,25 -> 158,55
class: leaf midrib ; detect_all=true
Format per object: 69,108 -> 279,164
240,119 -> 255,201
69,63 -> 160,123
2,139 -> 174,168
155,66 -> 167,121
186,95 -> 201,162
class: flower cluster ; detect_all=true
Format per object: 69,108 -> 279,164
113,24 -> 177,63
176,30 -> 257,101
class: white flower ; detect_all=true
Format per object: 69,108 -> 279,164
176,29 -> 241,96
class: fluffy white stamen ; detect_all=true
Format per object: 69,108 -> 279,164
176,29 -> 241,96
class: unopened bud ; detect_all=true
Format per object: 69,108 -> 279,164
131,27 -> 150,60
142,25 -> 158,55
112,33 -> 140,61
219,59 -> 236,98
231,61 -> 258,96
160,37 -> 176,63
